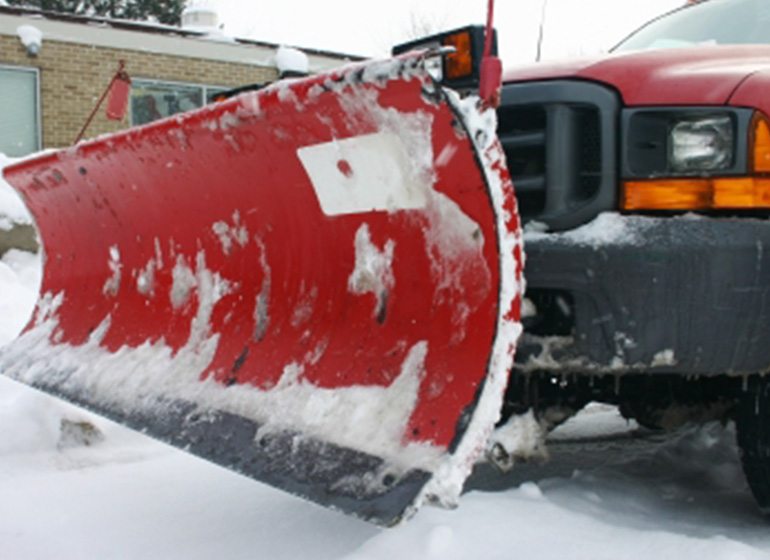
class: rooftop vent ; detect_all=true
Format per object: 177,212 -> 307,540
181,2 -> 219,30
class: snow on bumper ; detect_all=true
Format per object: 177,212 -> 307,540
520,213 -> 770,376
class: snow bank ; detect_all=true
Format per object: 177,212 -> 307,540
344,422 -> 763,560
0,156 -> 42,345
0,250 -> 41,346
0,378 -> 62,455
0,375 -> 102,456
549,401 -> 639,440
0,397 -> 766,559
0,154 -> 33,230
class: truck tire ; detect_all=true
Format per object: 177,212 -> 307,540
735,377 -> 770,514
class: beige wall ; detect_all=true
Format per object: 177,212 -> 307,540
0,34 -> 279,148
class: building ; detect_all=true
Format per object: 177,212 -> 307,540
0,5 -> 362,157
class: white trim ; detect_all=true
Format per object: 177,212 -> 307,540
34,65 -> 40,152
0,63 -> 41,154
0,12 -> 348,72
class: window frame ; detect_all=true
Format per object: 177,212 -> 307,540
0,64 -> 42,155
129,77 -> 229,126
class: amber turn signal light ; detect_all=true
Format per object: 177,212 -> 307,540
752,113 -> 770,173
443,31 -> 474,80
622,177 -> 770,211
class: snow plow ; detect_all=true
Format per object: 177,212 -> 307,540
0,52 -> 522,525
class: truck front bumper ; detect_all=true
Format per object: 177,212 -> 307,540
518,213 -> 770,376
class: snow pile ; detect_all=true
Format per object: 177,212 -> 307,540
487,409 -> 549,470
276,45 -> 309,76
0,155 -> 33,230
0,379 -> 63,456
0,250 -> 41,346
549,401 -> 639,440
0,376 -> 101,456
0,155 -> 41,344
251,341 -> 442,475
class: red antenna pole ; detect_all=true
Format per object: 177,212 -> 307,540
479,0 -> 502,108
484,0 -> 495,57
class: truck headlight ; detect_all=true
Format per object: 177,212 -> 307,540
624,108 -> 747,178
621,109 -> 770,212
669,116 -> 733,172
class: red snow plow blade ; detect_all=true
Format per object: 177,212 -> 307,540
0,55 -> 522,525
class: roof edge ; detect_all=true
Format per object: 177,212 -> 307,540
0,5 -> 365,62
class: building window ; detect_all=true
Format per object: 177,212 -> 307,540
131,80 -> 228,125
206,87 -> 229,103
0,66 -> 40,157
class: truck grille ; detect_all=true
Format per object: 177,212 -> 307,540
497,80 -> 620,231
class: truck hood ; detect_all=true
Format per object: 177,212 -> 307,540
503,46 -> 770,106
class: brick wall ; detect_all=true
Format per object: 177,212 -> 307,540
0,35 -> 278,148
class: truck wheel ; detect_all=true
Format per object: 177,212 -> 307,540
735,377 -> 770,514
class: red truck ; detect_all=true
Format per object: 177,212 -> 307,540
6,0 -> 770,525
392,0 -> 770,514
487,0 -> 770,512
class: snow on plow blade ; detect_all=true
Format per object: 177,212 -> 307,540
0,55 -> 522,525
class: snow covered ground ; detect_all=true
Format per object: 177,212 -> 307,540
0,374 -> 768,560
2,184 -> 770,558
